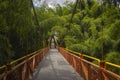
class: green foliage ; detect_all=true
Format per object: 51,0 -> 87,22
65,36 -> 78,47
105,52 -> 120,74
108,20 -> 120,40
105,52 -> 120,65
68,43 -> 88,54
114,39 -> 120,52
0,0 -> 46,66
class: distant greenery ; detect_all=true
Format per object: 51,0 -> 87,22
0,0 -> 120,74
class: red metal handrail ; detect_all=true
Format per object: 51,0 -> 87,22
58,47 -> 120,80
0,47 -> 49,80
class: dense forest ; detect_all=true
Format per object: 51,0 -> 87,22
0,0 -> 48,66
0,0 -> 120,73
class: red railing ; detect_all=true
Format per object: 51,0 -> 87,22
0,47 -> 49,80
58,47 -> 120,80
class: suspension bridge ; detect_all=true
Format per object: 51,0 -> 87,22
0,43 -> 120,80
0,0 -> 120,80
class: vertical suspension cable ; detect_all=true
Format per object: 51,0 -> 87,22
30,0 -> 40,27
30,0 -> 46,47
101,2 -> 104,61
68,0 -> 79,30
101,20 -> 104,61
59,0 -> 79,47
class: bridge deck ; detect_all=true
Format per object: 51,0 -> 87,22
32,49 -> 84,80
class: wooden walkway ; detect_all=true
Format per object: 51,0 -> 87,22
32,49 -> 84,80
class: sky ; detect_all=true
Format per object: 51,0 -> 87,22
34,0 -> 75,8
34,0 -> 120,8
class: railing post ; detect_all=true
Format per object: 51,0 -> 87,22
5,63 -> 16,80
5,63 -> 12,72
79,54 -> 83,78
100,61 -> 106,69
80,54 -> 83,59
99,61 -> 106,80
